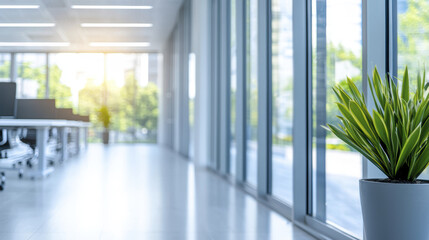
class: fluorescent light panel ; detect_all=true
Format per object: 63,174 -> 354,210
0,42 -> 70,47
89,42 -> 150,47
81,23 -> 152,28
0,23 -> 55,27
72,5 -> 152,10
0,5 -> 39,9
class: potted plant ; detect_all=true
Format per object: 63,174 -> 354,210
326,67 -> 429,240
97,105 -> 111,144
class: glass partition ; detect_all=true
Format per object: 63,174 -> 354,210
0,53 -> 10,82
49,53 -> 159,143
397,0 -> 429,79
230,0 -> 237,176
397,0 -> 429,179
105,53 -> 159,143
271,0 -> 293,204
245,0 -> 258,187
16,53 -> 47,98
189,53 -> 196,159
49,53 -> 104,111
311,0 -> 363,238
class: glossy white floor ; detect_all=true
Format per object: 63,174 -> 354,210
0,144 -> 316,240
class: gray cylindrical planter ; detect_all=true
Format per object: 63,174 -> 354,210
102,129 -> 109,144
360,179 -> 429,240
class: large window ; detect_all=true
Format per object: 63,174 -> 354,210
49,53 -> 104,111
49,53 -> 159,143
271,0 -> 293,204
189,53 -> 196,159
16,53 -> 47,98
106,54 -> 136,139
398,0 -> 429,179
230,0 -> 237,176
106,53 -> 159,143
311,0 -> 363,238
397,1 -> 428,94
397,0 -> 425,77
245,0 -> 258,186
0,54 -> 10,82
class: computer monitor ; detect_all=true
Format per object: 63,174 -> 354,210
16,99 -> 56,119
0,82 -> 17,118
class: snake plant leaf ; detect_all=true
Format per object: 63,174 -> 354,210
391,130 -> 400,168
347,77 -> 364,105
420,118 -> 429,143
333,87 -> 343,103
368,76 -> 383,114
417,72 -> 422,102
328,67 -> 429,181
413,99 -> 427,129
402,66 -> 409,101
423,102 -> 429,121
348,101 -> 376,141
372,67 -> 386,107
410,144 -> 429,179
333,86 -> 351,107
395,125 -> 421,174
373,110 -> 389,146
383,102 -> 392,131
391,79 -> 400,111
337,103 -> 357,125
326,124 -> 389,175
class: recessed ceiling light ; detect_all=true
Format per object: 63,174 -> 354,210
0,5 -> 40,9
71,5 -> 152,10
89,42 -> 150,47
0,23 -> 55,27
0,42 -> 70,47
81,23 -> 153,28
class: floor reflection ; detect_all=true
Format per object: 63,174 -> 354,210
0,144 -> 315,240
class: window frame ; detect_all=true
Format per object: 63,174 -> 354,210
202,0 -> 397,238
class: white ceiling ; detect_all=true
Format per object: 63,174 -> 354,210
0,0 -> 184,52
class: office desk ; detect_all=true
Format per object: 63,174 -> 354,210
0,119 -> 91,178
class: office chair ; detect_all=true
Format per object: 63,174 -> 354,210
0,129 -> 31,189
0,129 -> 10,159
19,128 -> 38,168
0,129 -> 8,191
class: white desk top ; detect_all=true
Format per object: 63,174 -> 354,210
0,119 -> 91,128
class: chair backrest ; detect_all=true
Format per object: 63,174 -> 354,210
56,108 -> 74,120
79,115 -> 90,122
16,99 -> 56,119
0,82 -> 17,118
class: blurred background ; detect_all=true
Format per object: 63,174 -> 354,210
0,53 -> 160,143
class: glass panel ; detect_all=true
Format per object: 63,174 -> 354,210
210,0 -> 220,170
105,53 -> 159,143
49,53 -> 103,143
189,53 -> 196,158
246,0 -> 258,186
271,0 -> 293,204
397,0 -> 428,85
49,53 -> 104,112
230,0 -> 237,176
16,53 -> 47,98
398,0 -> 429,179
49,53 -> 159,143
0,53 -> 10,81
312,0 -> 363,238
